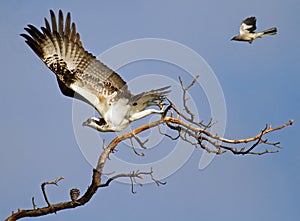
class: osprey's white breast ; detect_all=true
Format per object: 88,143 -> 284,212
104,98 -> 131,131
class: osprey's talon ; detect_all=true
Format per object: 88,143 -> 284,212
157,98 -> 168,110
157,101 -> 163,109
162,104 -> 172,117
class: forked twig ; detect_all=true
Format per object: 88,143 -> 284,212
99,169 -> 166,193
179,75 -> 199,121
41,176 -> 64,207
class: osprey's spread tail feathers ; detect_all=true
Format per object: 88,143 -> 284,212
262,27 -> 277,36
130,86 -> 171,112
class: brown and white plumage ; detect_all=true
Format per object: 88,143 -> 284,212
231,16 -> 277,44
21,10 -> 170,132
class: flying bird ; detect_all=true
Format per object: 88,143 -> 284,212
21,10 -> 170,132
231,16 -> 277,44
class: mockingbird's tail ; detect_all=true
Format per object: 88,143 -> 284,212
262,27 -> 277,36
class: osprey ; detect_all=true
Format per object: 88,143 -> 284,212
231,16 -> 277,44
21,10 -> 170,132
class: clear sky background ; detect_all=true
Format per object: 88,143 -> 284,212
0,1 -> 299,220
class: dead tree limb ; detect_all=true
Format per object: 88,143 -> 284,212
41,176 -> 64,207
5,76 -> 294,221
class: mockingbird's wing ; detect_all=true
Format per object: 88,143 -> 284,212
239,16 -> 257,35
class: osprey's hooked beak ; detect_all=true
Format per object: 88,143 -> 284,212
82,117 -> 106,127
82,117 -> 119,132
82,118 -> 93,127
82,120 -> 89,127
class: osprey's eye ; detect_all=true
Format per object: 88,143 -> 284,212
95,118 -> 107,126
133,102 -> 137,106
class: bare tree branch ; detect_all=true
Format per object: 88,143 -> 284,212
41,176 -> 64,207
179,75 -> 199,121
166,97 -> 212,128
158,124 -> 180,140
129,134 -> 149,156
5,75 -> 294,221
99,169 -> 165,193
165,117 -> 293,145
129,136 -> 145,156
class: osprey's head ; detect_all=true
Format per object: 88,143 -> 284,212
82,117 -> 120,132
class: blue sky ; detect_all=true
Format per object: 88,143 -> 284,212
0,1 -> 299,220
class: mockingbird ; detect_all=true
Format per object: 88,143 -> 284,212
231,17 -> 277,44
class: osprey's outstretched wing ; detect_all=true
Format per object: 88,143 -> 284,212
21,10 -> 171,132
21,10 -> 129,116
